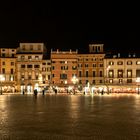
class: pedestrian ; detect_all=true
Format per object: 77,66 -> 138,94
54,88 -> 57,94
42,89 -> 45,95
101,89 -> 104,95
67,89 -> 69,94
34,89 -> 38,96
73,89 -> 75,95
23,90 -> 25,95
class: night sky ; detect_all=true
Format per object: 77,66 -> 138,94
0,1 -> 139,53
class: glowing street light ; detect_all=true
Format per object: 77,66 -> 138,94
106,65 -> 110,94
71,75 -> 78,94
136,77 -> 140,94
0,74 -> 5,95
71,75 -> 78,85
106,65 -> 111,83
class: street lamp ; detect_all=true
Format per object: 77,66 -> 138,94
72,75 -> 78,84
136,77 -> 140,94
105,65 -> 111,94
0,74 -> 5,95
106,66 -> 110,83
71,75 -> 78,94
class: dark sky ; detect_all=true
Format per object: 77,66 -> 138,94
0,1 -> 139,52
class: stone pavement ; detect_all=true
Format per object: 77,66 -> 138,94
1,94 -> 140,140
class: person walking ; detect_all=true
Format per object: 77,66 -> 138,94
23,90 -> 25,95
101,89 -> 104,95
42,89 -> 45,95
34,89 -> 38,96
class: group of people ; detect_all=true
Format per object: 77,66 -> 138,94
22,89 -> 45,96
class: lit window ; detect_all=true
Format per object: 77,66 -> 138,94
136,61 -> 140,65
109,79 -> 113,83
127,61 -> 132,65
119,79 -> 123,84
10,75 -> 14,81
109,61 -> 114,65
72,66 -> 77,70
21,56 -> 25,60
127,70 -> 132,78
117,61 -> 123,65
35,56 -> 39,60
109,70 -> 114,78
118,70 -> 123,78
28,56 -> 32,60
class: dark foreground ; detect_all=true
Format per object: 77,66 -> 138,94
0,93 -> 140,140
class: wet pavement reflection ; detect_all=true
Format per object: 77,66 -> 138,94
1,94 -> 140,139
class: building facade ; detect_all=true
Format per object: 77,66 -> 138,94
1,42 -> 140,94
42,59 -> 51,86
104,53 -> 140,92
0,48 -> 16,93
77,44 -> 105,87
51,49 -> 78,87
16,43 -> 47,93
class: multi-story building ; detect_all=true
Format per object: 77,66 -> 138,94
77,44 -> 105,87
51,49 -> 78,87
1,42 -> 140,94
42,59 -> 51,86
16,43 -> 47,93
0,48 -> 16,93
104,53 -> 140,92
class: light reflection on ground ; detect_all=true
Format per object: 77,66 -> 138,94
0,93 -> 140,140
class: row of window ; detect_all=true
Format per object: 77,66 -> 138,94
21,75 -> 51,80
20,56 -> 40,60
0,75 -> 14,81
21,65 -> 40,68
108,69 -> 140,78
79,71 -> 103,77
1,68 -> 14,74
2,62 -> 15,66
1,53 -> 15,57
52,71 -> 103,79
52,80 -> 103,84
108,61 -> 140,65
52,61 -> 77,64
51,64 -> 103,70
1,49 -> 15,52
20,65 -> 51,72
107,79 -> 133,83
52,79 -> 134,84
78,58 -> 104,61
42,62 -> 51,65
52,66 -> 77,70
78,64 -> 103,67
51,69 -> 140,79
22,45 -> 41,50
